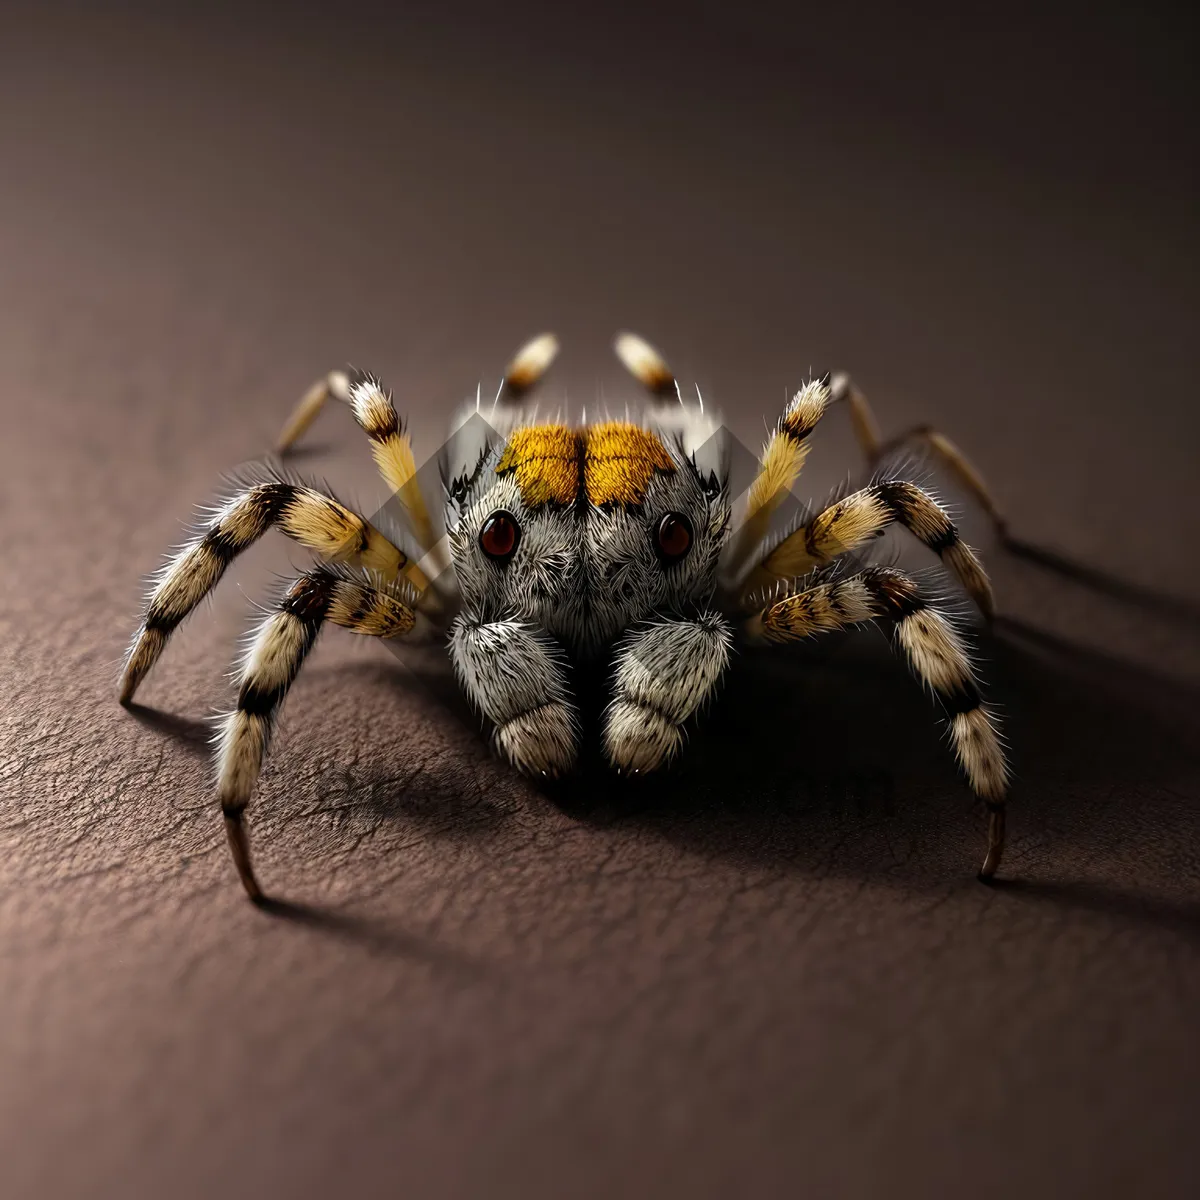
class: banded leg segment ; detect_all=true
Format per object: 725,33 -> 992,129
277,368 -> 436,552
748,480 -> 995,618
500,332 -> 560,400
748,567 -> 1008,877
726,378 -> 834,576
604,613 -> 733,773
120,480 -> 418,703
829,372 -> 1010,539
614,331 -> 679,398
217,567 -> 418,900
277,337 -> 558,550
449,617 -> 578,777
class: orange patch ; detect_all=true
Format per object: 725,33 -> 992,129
495,425 -> 580,507
584,422 -> 675,507
496,422 -> 675,509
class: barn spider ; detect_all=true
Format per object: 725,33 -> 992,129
120,333 -> 1009,900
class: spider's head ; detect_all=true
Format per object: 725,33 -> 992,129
448,479 -> 582,629
442,400 -> 730,653
577,409 -> 730,647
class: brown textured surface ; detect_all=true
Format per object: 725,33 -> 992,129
2,6 -> 1198,1198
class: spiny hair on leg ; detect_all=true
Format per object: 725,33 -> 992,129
120,466 -> 422,702
212,565 -> 420,898
745,560 -> 876,640
741,554 -> 872,628
327,369 -> 436,552
749,471 -> 994,619
749,565 -> 1008,866
748,379 -> 833,513
213,577 -> 331,814
275,365 -> 441,556
872,571 -> 1009,804
725,377 -> 834,579
219,464 -> 420,575
217,565 -> 420,771
121,485 -> 288,703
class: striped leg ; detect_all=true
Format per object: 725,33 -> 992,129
276,368 -> 436,552
614,331 -> 680,398
498,332 -> 560,402
745,480 -> 995,618
120,477 -> 424,703
603,612 -> 733,774
725,378 -> 833,576
217,567 -> 418,900
829,372 -> 1010,539
276,336 -> 558,548
746,566 -> 1008,878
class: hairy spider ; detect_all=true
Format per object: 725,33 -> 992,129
120,333 -> 1009,900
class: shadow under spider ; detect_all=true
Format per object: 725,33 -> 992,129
132,574 -> 1200,945
124,702 -> 212,757
984,878 -> 1200,943
534,622 -> 1200,937
1002,535 -> 1200,627
253,896 -> 487,973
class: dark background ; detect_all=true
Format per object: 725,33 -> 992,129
1,3 -> 1197,1197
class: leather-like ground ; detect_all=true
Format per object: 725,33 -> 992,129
2,7 -> 1197,1198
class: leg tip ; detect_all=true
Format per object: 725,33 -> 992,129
977,846 -> 1002,881
977,808 -> 1006,880
223,811 -> 264,903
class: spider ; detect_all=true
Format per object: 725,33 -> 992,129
120,333 -> 1009,901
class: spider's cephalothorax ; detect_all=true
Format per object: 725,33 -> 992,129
120,332 -> 1011,901
447,418 -> 729,653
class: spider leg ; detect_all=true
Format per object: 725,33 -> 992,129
744,479 -> 995,618
276,337 -> 557,546
497,332 -> 560,402
276,368 -> 437,553
120,476 -> 428,703
449,616 -> 579,777
217,566 -> 418,900
613,331 -> 679,398
746,566 -> 1008,878
724,378 -> 833,577
829,373 -> 1010,540
603,612 -> 733,774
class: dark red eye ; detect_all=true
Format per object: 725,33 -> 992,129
479,511 -> 520,561
655,512 -> 693,563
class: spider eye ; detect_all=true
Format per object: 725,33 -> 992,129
479,510 -> 520,562
654,512 -> 693,564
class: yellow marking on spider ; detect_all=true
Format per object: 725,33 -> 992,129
584,422 -> 675,507
495,422 -> 676,509
496,425 -> 581,506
